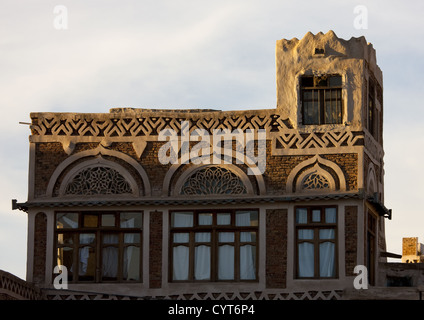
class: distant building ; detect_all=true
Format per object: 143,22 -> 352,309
402,237 -> 424,263
9,31 -> 393,300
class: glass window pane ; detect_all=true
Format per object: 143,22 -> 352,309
172,212 -> 193,228
57,233 -> 73,245
301,76 -> 314,87
240,245 -> 256,280
102,246 -> 118,280
240,232 -> 256,243
313,91 -> 320,124
329,75 -> 342,87
319,229 -> 335,240
325,90 -> 331,100
57,247 -> 73,281
124,233 -> 140,244
102,214 -> 116,227
298,229 -> 314,240
335,101 -> 341,123
298,242 -> 314,277
103,233 -> 119,244
78,247 -> 95,280
312,210 -> 321,222
304,91 -> 312,100
316,77 -> 327,87
296,209 -> 308,224
173,233 -> 189,243
173,246 -> 189,280
56,213 -> 78,229
83,214 -> 98,228
79,233 -> 95,245
320,242 -> 335,277
218,245 -> 234,280
330,100 -> 337,124
219,232 -> 234,242
120,212 -> 142,228
195,232 -> 211,242
325,208 -> 337,223
195,245 -> 210,280
124,246 -> 140,281
198,213 -> 212,225
236,210 -> 258,226
217,213 -> 231,225
304,102 -> 311,124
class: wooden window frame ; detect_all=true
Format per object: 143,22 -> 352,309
367,77 -> 379,141
300,75 -> 343,125
294,206 -> 338,279
54,211 -> 143,283
169,209 -> 259,283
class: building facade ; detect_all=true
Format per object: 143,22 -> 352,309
402,238 -> 424,263
13,31 -> 391,300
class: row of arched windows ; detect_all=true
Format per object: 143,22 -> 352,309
52,152 -> 348,198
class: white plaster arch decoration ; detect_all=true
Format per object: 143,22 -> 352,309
46,145 -> 151,197
367,163 -> 378,195
58,157 -> 139,197
296,163 -> 336,193
173,164 -> 255,197
286,155 -> 347,193
162,150 -> 266,196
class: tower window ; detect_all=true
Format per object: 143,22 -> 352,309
368,78 -> 378,140
300,75 -> 343,125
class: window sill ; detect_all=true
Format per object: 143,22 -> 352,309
166,281 -> 263,291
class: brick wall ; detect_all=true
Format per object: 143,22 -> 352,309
33,212 -> 47,284
33,141 -> 358,198
265,152 -> 309,194
322,154 -> 357,191
266,209 -> 287,288
149,211 -> 163,288
35,143 -> 67,197
345,206 -> 358,276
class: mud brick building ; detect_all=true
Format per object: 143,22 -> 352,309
402,238 -> 424,263
12,31 -> 392,300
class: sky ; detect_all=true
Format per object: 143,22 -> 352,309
0,0 -> 423,280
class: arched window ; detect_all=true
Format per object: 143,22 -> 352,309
180,166 -> 247,196
65,166 -> 133,196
